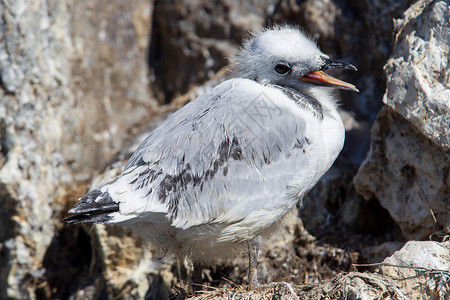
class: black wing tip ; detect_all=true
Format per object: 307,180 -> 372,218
64,189 -> 119,224
68,202 -> 119,214
63,214 -> 89,224
63,210 -> 117,224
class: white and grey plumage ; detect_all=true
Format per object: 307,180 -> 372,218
65,26 -> 358,286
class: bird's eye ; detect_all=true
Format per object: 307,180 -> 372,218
274,64 -> 291,75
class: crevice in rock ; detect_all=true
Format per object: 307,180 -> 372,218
41,226 -> 107,299
355,198 -> 403,238
0,184 -> 18,243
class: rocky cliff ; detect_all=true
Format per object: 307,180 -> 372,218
0,0 -> 448,299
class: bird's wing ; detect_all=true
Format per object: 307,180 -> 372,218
68,78 -> 324,233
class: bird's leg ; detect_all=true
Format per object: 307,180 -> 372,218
192,262 -> 203,291
176,258 -> 182,283
247,238 -> 260,288
247,238 -> 299,298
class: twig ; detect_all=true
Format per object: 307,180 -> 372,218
353,262 -> 450,274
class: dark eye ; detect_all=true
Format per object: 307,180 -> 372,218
274,63 -> 291,75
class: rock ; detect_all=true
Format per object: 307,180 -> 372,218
0,1 -> 75,298
0,0 -> 156,298
355,107 -> 449,239
360,241 -> 405,264
383,0 -> 450,150
380,241 -> 450,299
66,0 -> 159,175
91,225 -> 164,299
149,0 -> 276,103
354,0 -> 450,240
381,241 -> 450,277
42,225 -> 106,300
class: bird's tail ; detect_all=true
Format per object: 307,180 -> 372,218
64,188 -> 119,224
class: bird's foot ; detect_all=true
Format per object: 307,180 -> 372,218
261,282 -> 299,300
247,280 -> 298,299
247,278 -> 261,290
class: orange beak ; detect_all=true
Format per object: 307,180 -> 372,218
300,71 -> 359,92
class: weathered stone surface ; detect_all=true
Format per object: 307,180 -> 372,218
380,241 -> 450,299
355,107 -> 449,239
92,225 -> 164,299
381,241 -> 450,277
0,0 -> 156,298
66,0 -> 158,176
0,1 -> 75,298
149,0 -> 276,103
354,0 -> 450,240
383,0 -> 450,150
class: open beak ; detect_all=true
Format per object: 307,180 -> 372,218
299,58 -> 359,92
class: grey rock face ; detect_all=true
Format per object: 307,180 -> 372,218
355,107 -> 449,239
382,241 -> 450,276
66,0 -> 158,175
0,0 -> 155,298
383,0 -> 450,150
149,0 -> 276,103
0,1 -> 74,298
354,0 -> 450,240
380,241 -> 450,299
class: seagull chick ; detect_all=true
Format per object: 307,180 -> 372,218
65,26 -> 358,288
